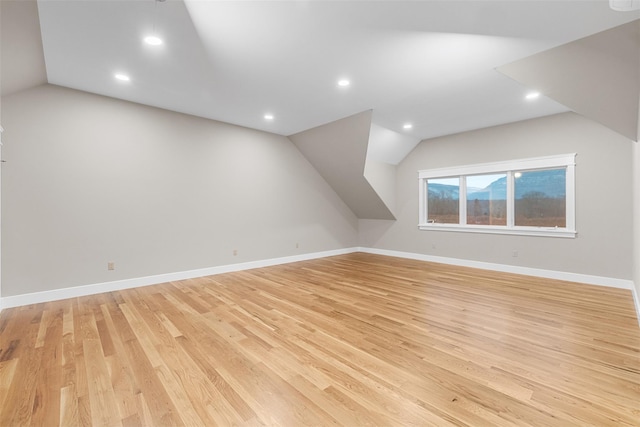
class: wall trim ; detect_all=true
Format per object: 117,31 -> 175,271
1,246 -> 638,326
633,285 -> 640,326
358,247 -> 634,289
0,247 -> 359,309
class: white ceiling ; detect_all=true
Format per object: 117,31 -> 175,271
36,0 -> 640,141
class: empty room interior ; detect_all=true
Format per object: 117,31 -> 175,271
1,0 -> 640,425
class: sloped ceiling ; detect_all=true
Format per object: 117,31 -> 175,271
498,19 -> 640,141
35,0 -> 639,140
290,111 -> 395,220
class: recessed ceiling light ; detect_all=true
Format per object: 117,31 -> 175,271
114,73 -> 131,82
403,123 -> 413,130
264,114 -> 274,121
525,91 -> 540,100
337,79 -> 350,87
144,35 -> 163,46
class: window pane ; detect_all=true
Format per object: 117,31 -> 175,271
466,174 -> 507,226
427,177 -> 459,224
514,169 -> 566,227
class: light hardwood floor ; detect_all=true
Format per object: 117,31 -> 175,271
1,253 -> 639,426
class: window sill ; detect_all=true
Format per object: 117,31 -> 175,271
418,223 -> 576,238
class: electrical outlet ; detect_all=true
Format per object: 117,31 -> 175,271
233,249 -> 238,256
512,250 -> 518,258
296,242 -> 299,249
108,262 -> 115,270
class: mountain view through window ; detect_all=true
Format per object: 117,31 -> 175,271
427,168 -> 566,227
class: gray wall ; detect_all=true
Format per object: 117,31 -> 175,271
1,84 -> 358,296
0,0 -> 3,303
633,141 -> 640,305
1,84 -> 636,300
0,0 -> 47,97
359,112 -> 633,280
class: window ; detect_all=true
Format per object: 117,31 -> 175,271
418,154 -> 576,237
466,173 -> 506,226
514,169 -> 566,228
426,177 -> 459,224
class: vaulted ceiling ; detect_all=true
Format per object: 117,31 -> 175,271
8,0 -> 638,144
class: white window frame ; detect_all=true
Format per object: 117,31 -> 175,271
418,153 -> 576,238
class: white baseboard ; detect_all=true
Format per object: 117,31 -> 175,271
358,247 -> 634,290
633,286 -> 640,327
0,247 -> 359,309
2,246 -> 638,327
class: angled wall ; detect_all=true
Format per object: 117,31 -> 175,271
0,0 -> 47,96
363,159 -> 396,218
289,111 -> 396,220
498,19 -> 640,141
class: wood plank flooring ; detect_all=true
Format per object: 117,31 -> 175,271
1,252 -> 639,426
